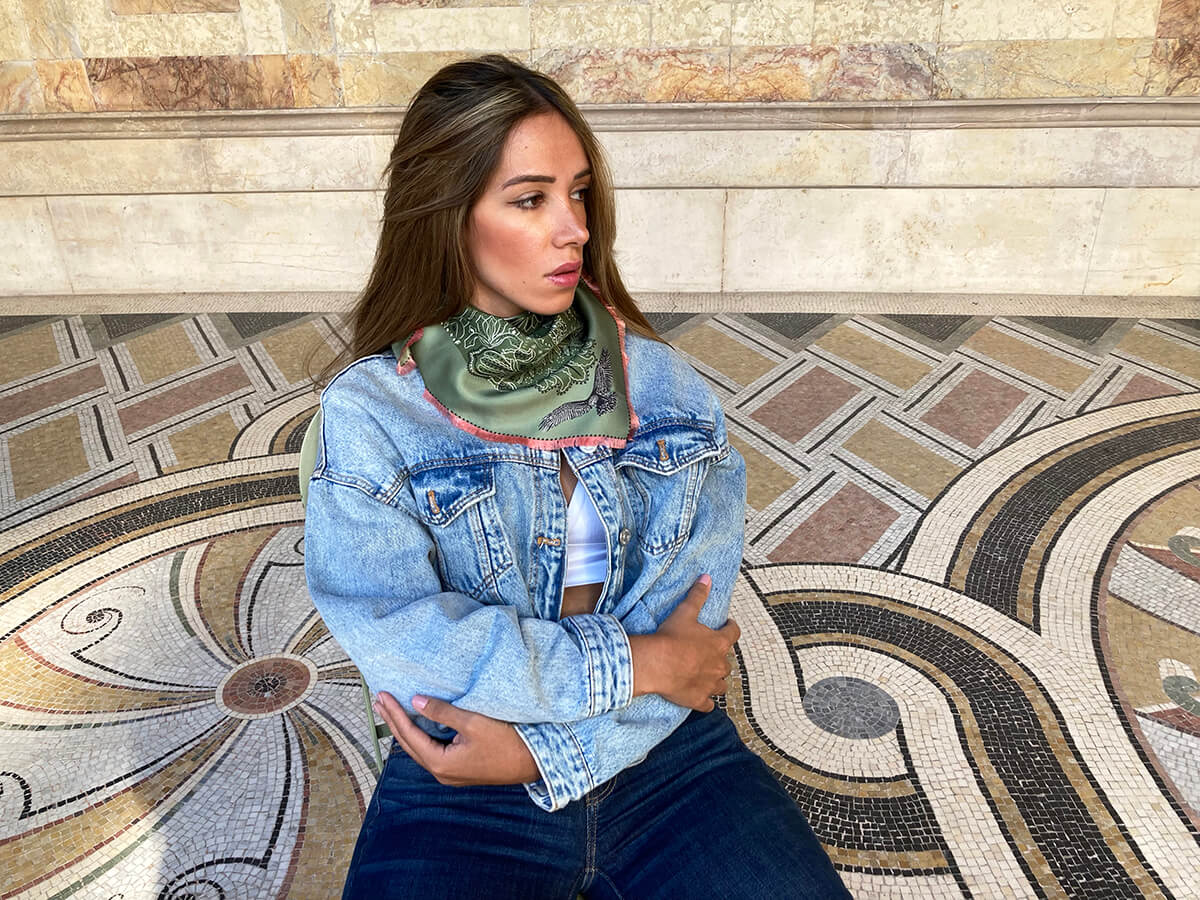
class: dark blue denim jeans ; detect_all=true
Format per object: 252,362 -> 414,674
342,707 -> 850,899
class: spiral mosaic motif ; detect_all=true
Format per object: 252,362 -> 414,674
0,457 -> 376,899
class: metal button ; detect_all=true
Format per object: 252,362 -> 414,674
618,528 -> 632,546
580,444 -> 596,454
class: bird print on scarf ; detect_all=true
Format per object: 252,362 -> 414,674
538,347 -> 617,431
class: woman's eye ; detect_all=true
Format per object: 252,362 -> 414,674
514,194 -> 542,209
572,186 -> 590,201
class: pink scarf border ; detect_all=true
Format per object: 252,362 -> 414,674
393,277 -> 641,450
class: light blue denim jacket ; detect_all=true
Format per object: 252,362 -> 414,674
303,330 -> 746,811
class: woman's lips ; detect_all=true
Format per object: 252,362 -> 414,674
546,267 -> 581,286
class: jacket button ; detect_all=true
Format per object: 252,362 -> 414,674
618,528 -> 632,545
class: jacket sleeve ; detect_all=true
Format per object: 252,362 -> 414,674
304,471 -> 634,733
514,430 -> 747,811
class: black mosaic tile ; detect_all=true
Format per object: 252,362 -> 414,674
100,313 -> 181,339
0,315 -> 55,335
226,312 -> 310,340
745,312 -> 833,341
881,315 -> 971,342
1024,316 -> 1118,344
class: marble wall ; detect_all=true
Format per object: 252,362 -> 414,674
1,0 -> 1198,113
3,120 -> 1199,298
1,1 -> 1197,301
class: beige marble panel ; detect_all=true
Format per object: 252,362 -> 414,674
731,0 -> 814,46
651,0 -> 731,48
341,50 -> 486,105
202,135 -> 380,190
286,53 -> 343,106
0,198 -> 72,296
375,5 -> 529,51
812,0 -> 941,43
1112,0 -> 1161,37
534,48 -> 728,102
23,0 -> 125,58
599,129 -> 907,187
331,0 -> 376,52
940,0 -> 1116,41
937,39 -> 1156,98
1,0 -> 32,59
723,188 -> 1104,293
369,134 -> 396,176
280,0 -> 335,52
240,0 -> 287,54
46,192 -> 382,293
533,2 -> 650,49
0,139 -> 207,195
117,12 -> 248,56
1086,188 -> 1200,295
36,60 -> 96,112
905,127 -> 1200,186
0,62 -> 43,114
613,189 -> 724,292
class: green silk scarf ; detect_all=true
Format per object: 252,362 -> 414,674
397,281 -> 635,449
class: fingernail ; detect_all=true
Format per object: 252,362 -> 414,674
699,573 -> 711,586
412,695 -> 428,711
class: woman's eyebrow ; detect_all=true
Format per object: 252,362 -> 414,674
501,167 -> 592,189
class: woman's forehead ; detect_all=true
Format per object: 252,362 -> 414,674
491,112 -> 589,185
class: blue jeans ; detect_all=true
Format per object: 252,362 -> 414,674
343,708 -> 850,899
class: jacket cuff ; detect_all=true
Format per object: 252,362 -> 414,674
561,613 -> 633,716
514,721 -> 594,812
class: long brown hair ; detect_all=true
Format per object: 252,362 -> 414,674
314,54 -> 663,387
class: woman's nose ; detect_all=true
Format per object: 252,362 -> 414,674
553,199 -> 588,246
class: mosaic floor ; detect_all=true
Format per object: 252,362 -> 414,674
2,310 -> 1200,899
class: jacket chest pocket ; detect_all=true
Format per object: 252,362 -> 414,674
615,422 -> 726,556
408,461 -> 513,601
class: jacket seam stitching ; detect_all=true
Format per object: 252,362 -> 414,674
562,721 -> 595,794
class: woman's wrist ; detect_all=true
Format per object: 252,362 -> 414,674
628,633 -> 662,698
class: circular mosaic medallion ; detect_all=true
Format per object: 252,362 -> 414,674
216,654 -> 317,719
802,675 -> 900,739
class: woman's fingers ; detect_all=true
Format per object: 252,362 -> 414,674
681,574 -> 711,615
720,618 -> 741,646
412,695 -> 479,734
373,691 -> 443,771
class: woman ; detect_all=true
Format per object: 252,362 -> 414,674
304,54 -> 848,899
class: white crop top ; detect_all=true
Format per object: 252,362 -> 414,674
563,482 -> 609,587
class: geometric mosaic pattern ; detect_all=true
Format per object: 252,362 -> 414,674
2,311 -> 1200,898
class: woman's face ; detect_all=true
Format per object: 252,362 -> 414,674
465,111 -> 592,318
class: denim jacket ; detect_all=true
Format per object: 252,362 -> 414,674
303,330 -> 747,812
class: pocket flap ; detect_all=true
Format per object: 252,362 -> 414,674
615,421 -> 723,475
408,462 -> 496,526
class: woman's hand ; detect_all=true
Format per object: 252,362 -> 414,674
373,691 -> 541,786
627,574 -> 740,712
